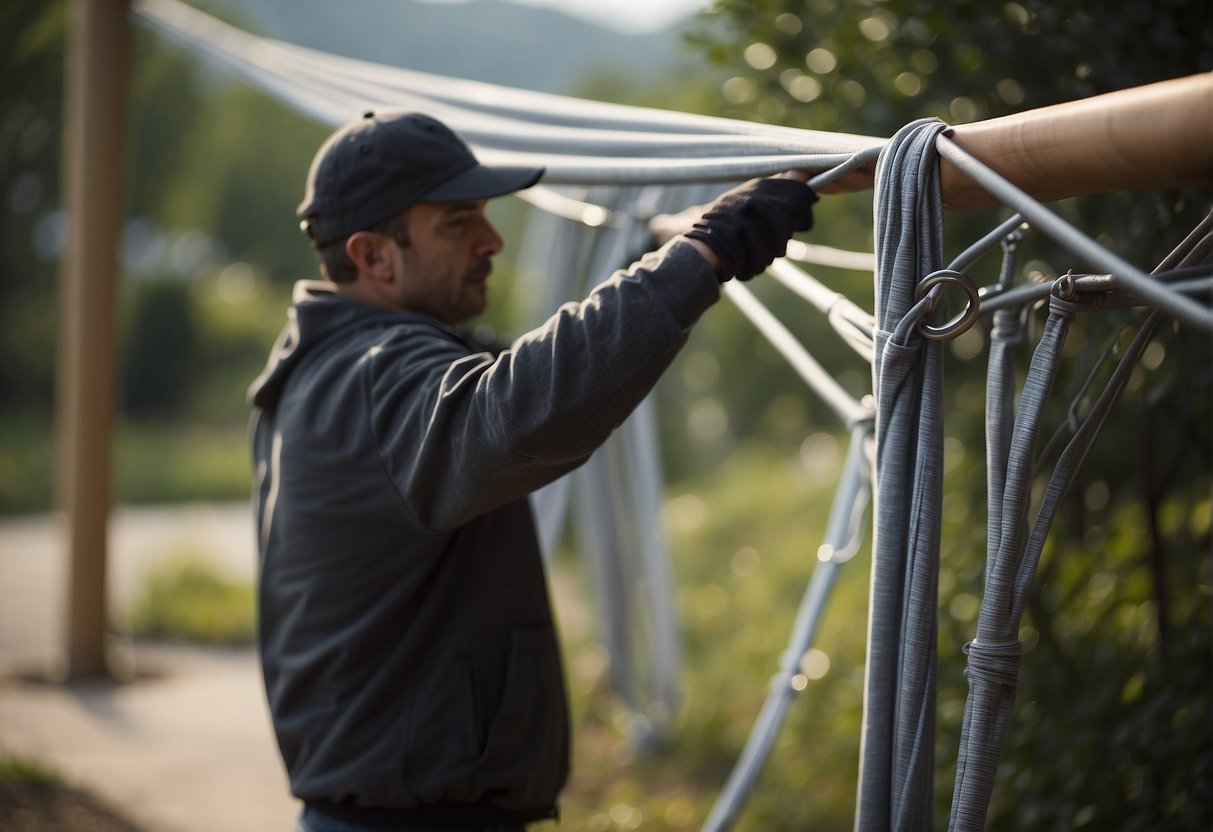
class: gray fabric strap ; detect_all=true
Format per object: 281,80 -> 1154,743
948,209 -> 1212,828
948,294 -> 1077,832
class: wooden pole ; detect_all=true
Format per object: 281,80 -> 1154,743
940,73 -> 1213,210
815,74 -> 1213,208
56,0 -> 131,679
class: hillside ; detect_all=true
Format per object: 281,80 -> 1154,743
195,0 -> 701,94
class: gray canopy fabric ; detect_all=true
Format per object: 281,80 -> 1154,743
132,0 -> 885,185
517,184 -> 693,743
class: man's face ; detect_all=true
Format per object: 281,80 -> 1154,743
390,200 -> 504,325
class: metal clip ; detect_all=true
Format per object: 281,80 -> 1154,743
913,269 -> 981,341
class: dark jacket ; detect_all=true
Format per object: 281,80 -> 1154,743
248,239 -> 718,822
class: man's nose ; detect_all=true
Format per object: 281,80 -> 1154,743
475,217 -> 504,257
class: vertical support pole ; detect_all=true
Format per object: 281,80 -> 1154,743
56,0 -> 131,679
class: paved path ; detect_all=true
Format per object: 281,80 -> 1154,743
0,503 -> 298,831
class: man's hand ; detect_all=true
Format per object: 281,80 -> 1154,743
649,170 -> 817,282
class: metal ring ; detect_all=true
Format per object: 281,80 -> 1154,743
913,269 -> 981,341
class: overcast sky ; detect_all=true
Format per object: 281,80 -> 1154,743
424,0 -> 713,33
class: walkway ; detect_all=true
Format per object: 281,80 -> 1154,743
0,503 -> 297,831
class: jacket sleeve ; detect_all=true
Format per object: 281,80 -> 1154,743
367,239 -> 720,530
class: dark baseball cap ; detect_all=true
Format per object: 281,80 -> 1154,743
297,110 -> 545,246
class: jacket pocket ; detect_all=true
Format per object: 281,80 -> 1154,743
475,626 -> 569,808
405,658 -> 481,777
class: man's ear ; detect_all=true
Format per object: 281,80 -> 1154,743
345,231 -> 392,281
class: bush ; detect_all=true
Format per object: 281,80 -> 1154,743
126,554 -> 254,645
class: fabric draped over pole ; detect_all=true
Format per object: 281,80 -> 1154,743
856,118 -> 950,832
521,185 -> 692,742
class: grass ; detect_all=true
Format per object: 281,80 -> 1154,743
539,437 -> 865,831
0,749 -> 61,787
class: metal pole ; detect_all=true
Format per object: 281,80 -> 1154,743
56,0 -> 131,679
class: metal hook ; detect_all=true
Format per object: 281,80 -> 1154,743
913,269 -> 981,341
1053,269 -> 1077,301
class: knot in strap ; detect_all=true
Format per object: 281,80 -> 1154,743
989,308 -> 1023,346
963,638 -> 1023,690
1046,292 -> 1083,321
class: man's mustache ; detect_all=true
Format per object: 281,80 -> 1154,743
469,259 -> 493,281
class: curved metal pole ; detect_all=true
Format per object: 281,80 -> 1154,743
723,281 -> 871,428
701,424 -> 872,832
937,135 -> 1213,333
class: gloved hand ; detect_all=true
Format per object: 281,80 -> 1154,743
684,177 -> 817,281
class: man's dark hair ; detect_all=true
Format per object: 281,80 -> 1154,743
317,210 -> 412,284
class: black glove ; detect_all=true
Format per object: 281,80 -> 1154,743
684,178 -> 817,281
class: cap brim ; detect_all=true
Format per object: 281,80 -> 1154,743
422,163 -> 545,203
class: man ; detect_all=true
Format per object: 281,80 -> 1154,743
249,110 -> 816,832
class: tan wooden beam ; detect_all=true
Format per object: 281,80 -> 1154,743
940,73 -> 1213,210
817,74 -> 1213,209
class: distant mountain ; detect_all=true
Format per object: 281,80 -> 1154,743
194,0 -> 701,95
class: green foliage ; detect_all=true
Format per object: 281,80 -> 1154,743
113,421 -> 253,507
680,2 -> 1213,829
984,529 -> 1213,830
0,412 -> 254,517
0,270 -> 285,515
0,417 -> 57,516
690,0 -> 1212,134
0,748 -> 62,787
120,279 -> 199,417
126,554 -> 255,645
127,25 -> 328,284
548,440 -> 868,831
153,81 -> 327,282
0,0 -> 66,411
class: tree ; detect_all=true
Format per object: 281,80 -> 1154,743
0,0 -> 68,412
685,1 -> 1212,828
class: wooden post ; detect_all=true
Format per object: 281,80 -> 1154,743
56,0 -> 131,679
